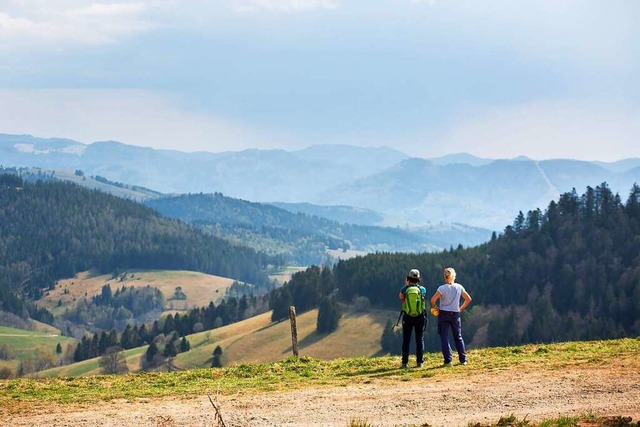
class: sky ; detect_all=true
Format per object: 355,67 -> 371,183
0,0 -> 639,161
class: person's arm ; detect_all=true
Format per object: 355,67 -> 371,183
460,290 -> 472,313
430,291 -> 441,308
399,285 -> 406,303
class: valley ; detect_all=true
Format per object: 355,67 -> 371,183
2,3 -> 638,424
1,142 -> 639,427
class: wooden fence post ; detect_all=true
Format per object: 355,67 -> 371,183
289,305 -> 299,357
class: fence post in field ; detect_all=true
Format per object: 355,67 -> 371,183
289,305 -> 299,358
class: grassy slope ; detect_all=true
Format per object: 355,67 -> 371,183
176,308 -> 394,369
51,170 -> 162,201
268,266 -> 308,285
31,268 -> 307,378
36,346 -> 149,378
0,326 -> 75,372
35,307 -> 397,377
38,270 -> 235,315
2,338 -> 638,407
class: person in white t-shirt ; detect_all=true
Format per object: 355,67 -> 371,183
430,267 -> 472,366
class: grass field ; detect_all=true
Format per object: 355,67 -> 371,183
1,338 -> 638,406
0,326 -> 73,357
0,325 -> 75,373
51,169 -> 160,201
268,266 -> 308,284
174,307 -> 394,369
36,346 -> 149,378
38,269 -> 236,315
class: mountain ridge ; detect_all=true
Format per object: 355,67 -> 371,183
3,133 -> 639,230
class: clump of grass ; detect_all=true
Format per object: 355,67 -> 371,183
538,415 -> 578,427
468,415 -> 638,427
495,414 -> 530,427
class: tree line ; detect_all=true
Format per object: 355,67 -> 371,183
71,291 -> 269,363
60,284 -> 165,332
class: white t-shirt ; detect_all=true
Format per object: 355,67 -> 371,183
437,283 -> 466,312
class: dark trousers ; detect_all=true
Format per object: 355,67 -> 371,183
437,311 -> 466,364
402,313 -> 425,365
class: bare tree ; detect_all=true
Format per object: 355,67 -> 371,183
99,346 -> 129,374
0,367 -> 13,379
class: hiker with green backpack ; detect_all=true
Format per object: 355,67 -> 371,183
398,269 -> 427,368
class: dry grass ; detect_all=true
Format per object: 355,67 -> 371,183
38,270 -> 235,315
24,308 -> 398,376
175,308 -> 394,369
267,266 -> 308,285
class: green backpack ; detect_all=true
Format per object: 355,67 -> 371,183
402,285 -> 425,317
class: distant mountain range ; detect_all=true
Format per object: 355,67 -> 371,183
316,158 -> 640,229
2,133 -> 639,230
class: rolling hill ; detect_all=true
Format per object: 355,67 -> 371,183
316,157 -> 640,229
0,177 -> 273,320
0,134 -> 408,201
144,193 -> 492,264
2,166 -> 492,264
36,307 -> 396,377
0,325 -> 74,374
4,133 -> 640,230
37,270 -> 236,316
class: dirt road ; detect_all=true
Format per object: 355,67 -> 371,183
4,355 -> 640,427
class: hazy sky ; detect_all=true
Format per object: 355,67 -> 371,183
1,0 -> 639,160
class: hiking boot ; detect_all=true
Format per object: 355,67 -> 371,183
401,363 -> 408,369
461,361 -> 467,366
442,362 -> 452,367
416,363 -> 423,368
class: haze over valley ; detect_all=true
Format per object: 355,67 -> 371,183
3,133 -> 639,232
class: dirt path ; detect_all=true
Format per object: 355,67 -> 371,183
4,357 -> 640,427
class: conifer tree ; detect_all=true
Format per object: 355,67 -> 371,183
179,336 -> 190,353
163,340 -> 178,358
317,296 -> 340,333
211,345 -> 223,368
146,342 -> 159,363
380,319 -> 400,354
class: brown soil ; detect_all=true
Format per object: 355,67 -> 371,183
4,357 -> 640,427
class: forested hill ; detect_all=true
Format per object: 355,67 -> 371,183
144,193 -> 491,264
0,175 -> 272,318
278,183 -> 640,347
